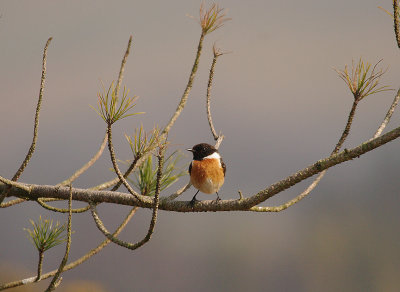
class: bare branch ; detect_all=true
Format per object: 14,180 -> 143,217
115,36 -> 133,98
89,144 -> 164,250
106,123 -> 146,203
57,132 -> 108,187
0,198 -> 26,208
206,44 -> 225,141
252,88 -> 400,212
0,37 -> 52,205
11,37 -> 53,182
394,0 -> 400,47
0,176 -> 31,193
167,182 -> 192,200
36,198 -> 90,214
3,124 -> 400,212
44,185 -> 73,292
372,88 -> 400,139
162,32 -> 205,135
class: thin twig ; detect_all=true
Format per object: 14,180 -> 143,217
251,90 -> 400,212
372,88 -> 400,139
12,37 -> 52,182
111,155 -> 140,191
162,32 -> 205,136
44,185 -> 73,292
35,251 -> 44,282
115,36 -> 133,98
167,182 -> 192,200
57,132 -> 108,187
106,124 -> 145,203
206,44 -> 224,140
89,145 -> 164,250
0,176 -> 31,193
0,38 -> 52,205
0,198 -> 26,208
89,154 -> 143,190
394,0 -> 400,47
36,198 -> 90,213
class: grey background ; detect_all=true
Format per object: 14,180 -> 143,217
1,1 -> 400,291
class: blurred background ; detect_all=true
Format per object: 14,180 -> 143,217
1,0 -> 400,291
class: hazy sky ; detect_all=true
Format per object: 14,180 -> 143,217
1,1 -> 400,291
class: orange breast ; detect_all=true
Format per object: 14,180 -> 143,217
190,159 -> 225,194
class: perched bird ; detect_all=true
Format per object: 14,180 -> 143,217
187,143 -> 226,204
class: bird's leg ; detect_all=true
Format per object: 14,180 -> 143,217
190,190 -> 200,206
214,192 -> 221,202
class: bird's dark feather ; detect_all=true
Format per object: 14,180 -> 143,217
220,158 -> 226,176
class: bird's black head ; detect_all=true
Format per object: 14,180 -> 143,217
187,143 -> 217,160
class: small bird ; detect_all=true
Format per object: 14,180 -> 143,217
187,143 -> 226,204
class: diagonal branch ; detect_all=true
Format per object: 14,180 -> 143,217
57,132 -> 108,187
250,99 -> 359,212
162,32 -> 205,136
11,37 -> 53,182
206,44 -> 224,141
251,88 -> 400,212
372,88 -> 400,139
0,37 -> 52,205
394,0 -> 400,48
115,36 -> 133,98
110,155 -> 140,191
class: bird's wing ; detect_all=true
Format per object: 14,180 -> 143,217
220,158 -> 226,176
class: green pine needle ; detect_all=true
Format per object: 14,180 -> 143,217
24,216 -> 68,253
199,3 -> 231,35
128,151 -> 186,197
334,58 -> 392,101
125,125 -> 161,159
91,81 -> 144,125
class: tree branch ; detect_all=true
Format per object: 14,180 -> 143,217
394,0 -> 400,48
11,37 -> 52,182
251,88 -> 400,212
0,37 -> 52,204
36,198 -> 90,214
89,145 -> 164,249
106,123 -> 145,203
161,32 -> 205,136
2,124 -> 400,212
206,44 -> 224,141
44,185 -> 73,292
57,132 -> 108,187
115,36 -> 133,98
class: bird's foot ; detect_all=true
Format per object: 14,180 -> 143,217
189,197 -> 200,207
213,197 -> 221,204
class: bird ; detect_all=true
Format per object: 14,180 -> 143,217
187,143 -> 226,205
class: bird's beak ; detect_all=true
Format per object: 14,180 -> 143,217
187,148 -> 193,152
